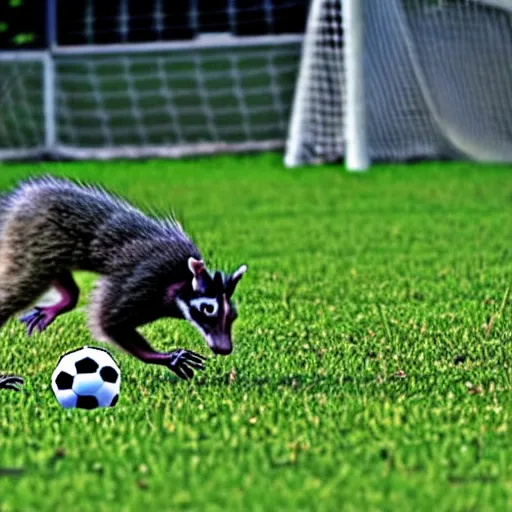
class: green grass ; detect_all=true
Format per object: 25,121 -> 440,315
0,153 -> 512,511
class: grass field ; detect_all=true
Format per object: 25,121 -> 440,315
0,153 -> 511,511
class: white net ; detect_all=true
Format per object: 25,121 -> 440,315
285,0 -> 512,167
54,42 -> 301,159
56,1 -> 309,45
0,55 -> 46,159
0,1 -> 307,161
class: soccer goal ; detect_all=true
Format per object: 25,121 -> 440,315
285,0 -> 512,170
0,0 -> 307,161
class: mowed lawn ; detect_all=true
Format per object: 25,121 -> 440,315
0,153 -> 512,511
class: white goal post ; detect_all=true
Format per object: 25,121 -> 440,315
285,0 -> 512,170
342,0 -> 369,171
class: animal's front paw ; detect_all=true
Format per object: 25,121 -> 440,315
168,349 -> 207,381
0,375 -> 24,391
19,307 -> 55,336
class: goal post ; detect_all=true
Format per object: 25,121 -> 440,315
342,0 -> 369,171
285,0 -> 370,171
285,0 -> 512,169
43,52 -> 56,151
284,0 -> 325,168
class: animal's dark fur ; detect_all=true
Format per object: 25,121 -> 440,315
0,176 -> 246,389
0,176 -> 199,321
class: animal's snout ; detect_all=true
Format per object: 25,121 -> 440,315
211,344 -> 233,356
207,334 -> 233,356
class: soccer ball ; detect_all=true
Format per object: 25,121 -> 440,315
51,346 -> 121,410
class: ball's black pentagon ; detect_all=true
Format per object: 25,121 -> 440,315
100,366 -> 119,384
76,395 -> 99,410
110,394 -> 119,407
75,357 -> 99,374
55,371 -> 73,390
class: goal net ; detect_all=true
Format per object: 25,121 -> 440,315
285,0 -> 512,168
1,0 -> 308,161
54,42 -> 301,159
0,53 -> 47,160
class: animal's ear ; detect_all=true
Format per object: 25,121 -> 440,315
212,270 -> 224,291
165,280 -> 187,301
225,264 -> 247,298
188,257 -> 211,292
188,257 -> 205,276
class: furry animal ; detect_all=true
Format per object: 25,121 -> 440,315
0,176 -> 247,390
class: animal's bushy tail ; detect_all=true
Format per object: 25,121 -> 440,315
0,191 -> 11,235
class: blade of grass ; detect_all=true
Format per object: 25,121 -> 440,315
485,286 -> 510,338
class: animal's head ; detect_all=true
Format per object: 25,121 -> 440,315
173,257 -> 247,355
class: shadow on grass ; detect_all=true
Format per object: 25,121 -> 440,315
202,372 -> 377,392
0,467 -> 24,478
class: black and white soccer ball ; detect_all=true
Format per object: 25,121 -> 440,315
51,346 -> 121,410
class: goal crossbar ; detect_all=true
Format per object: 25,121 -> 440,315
53,34 -> 304,56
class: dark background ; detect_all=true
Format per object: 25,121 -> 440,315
0,0 -> 309,50
0,0 -> 45,49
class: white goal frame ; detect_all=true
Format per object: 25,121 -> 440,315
285,0 -> 369,171
342,0 -> 369,171
285,0 -> 512,171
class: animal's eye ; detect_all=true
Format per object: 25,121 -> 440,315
201,303 -> 215,316
191,298 -> 218,317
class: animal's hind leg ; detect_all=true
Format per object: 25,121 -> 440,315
0,309 -> 27,391
0,250 -> 62,390
0,290 -> 52,390
0,308 -> 25,390
20,271 -> 79,336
